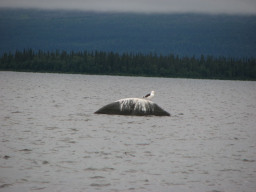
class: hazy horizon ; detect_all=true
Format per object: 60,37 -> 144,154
0,0 -> 256,15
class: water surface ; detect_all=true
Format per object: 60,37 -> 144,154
0,72 -> 256,192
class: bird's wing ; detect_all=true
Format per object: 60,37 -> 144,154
143,93 -> 150,98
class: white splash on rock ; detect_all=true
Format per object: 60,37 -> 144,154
117,98 -> 154,112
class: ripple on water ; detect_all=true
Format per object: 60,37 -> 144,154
0,184 -> 13,189
90,183 -> 111,187
90,176 -> 105,179
84,167 -> 115,172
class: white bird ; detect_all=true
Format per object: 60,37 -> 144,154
143,90 -> 155,100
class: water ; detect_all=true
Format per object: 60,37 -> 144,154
0,71 -> 256,192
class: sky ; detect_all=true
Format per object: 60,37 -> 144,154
0,0 -> 256,15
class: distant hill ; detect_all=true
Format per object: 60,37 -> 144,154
0,9 -> 256,58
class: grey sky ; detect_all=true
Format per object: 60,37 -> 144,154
0,0 -> 256,15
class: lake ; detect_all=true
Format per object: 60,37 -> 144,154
0,71 -> 256,192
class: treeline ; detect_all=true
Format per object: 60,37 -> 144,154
0,49 -> 255,80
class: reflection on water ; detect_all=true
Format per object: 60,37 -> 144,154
0,72 -> 256,192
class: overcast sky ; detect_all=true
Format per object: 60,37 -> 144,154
0,0 -> 256,15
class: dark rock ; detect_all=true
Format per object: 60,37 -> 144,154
95,98 -> 170,116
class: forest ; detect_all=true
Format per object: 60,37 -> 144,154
0,49 -> 255,80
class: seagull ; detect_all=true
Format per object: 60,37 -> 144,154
143,90 -> 155,100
